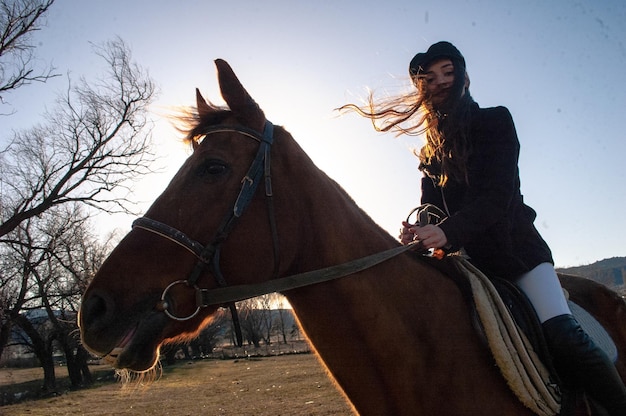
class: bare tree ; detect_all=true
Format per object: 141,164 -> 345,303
2,213 -> 63,392
237,298 -> 264,348
257,294 -> 274,345
233,294 -> 285,347
0,37 -> 157,238
0,4 -> 158,392
272,294 -> 291,344
0,203 -> 111,391
31,202 -> 110,388
0,212 -> 38,361
0,0 -> 58,107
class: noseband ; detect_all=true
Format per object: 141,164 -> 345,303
132,120 -> 278,346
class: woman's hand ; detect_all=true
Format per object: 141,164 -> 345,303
399,221 -> 449,249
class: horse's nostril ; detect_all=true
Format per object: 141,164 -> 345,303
80,291 -> 115,331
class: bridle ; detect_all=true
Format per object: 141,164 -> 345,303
132,120 -> 278,346
132,119 -> 419,346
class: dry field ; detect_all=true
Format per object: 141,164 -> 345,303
1,354 -> 355,415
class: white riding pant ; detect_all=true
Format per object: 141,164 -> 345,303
514,262 -> 571,323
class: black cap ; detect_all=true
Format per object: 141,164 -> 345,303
409,41 -> 466,76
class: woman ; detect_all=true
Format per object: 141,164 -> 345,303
343,41 -> 626,415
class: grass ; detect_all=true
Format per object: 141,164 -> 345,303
0,364 -> 117,406
0,353 -> 355,415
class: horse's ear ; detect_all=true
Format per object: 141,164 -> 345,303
196,88 -> 212,117
214,59 -> 265,131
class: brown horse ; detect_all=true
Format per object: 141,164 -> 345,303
79,60 -> 626,415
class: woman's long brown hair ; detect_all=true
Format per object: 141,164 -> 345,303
339,60 -> 473,186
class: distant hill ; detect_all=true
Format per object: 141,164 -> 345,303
557,257 -> 626,289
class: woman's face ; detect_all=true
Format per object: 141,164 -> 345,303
423,58 -> 456,106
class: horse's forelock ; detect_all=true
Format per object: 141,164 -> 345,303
175,105 -> 232,146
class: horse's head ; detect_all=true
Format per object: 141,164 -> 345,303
78,60 -> 306,371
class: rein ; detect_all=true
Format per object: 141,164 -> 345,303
195,243 -> 416,305
132,120 -> 419,344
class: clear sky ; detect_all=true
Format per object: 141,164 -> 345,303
3,0 -> 625,268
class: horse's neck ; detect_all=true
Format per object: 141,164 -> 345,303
281,151 -> 420,304
280,161 -> 439,338
282,219 -> 513,414
290,174 -> 398,271
276,143 -> 535,415
284,242 -> 462,414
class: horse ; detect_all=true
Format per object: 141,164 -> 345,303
78,59 -> 626,415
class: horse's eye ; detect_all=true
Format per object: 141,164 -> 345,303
198,160 -> 229,177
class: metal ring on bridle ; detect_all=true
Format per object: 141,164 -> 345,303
159,279 -> 203,321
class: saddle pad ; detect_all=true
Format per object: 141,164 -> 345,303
568,300 -> 618,363
453,256 -> 561,416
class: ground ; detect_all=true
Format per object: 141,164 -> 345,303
0,353 -> 355,415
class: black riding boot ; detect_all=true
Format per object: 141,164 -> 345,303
542,314 -> 626,416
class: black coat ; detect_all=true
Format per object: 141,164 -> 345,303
420,103 -> 553,280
